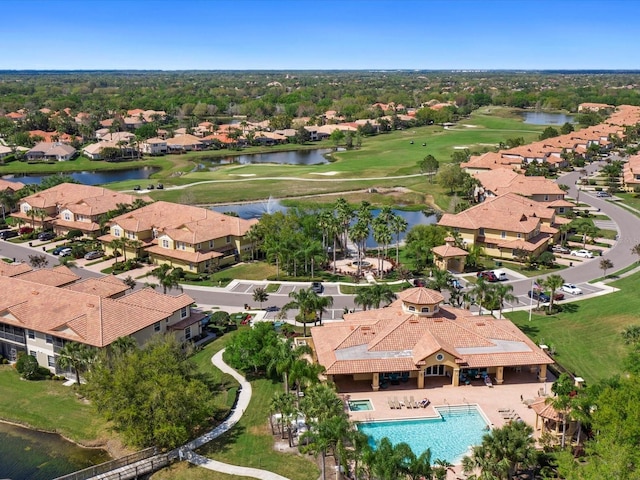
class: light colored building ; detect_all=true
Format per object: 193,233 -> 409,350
0,273 -> 203,375
13,183 -> 151,236
310,287 -> 553,391
437,192 -> 567,259
100,201 -> 258,273
140,137 -> 168,155
26,142 -> 76,161
623,154 -> 640,192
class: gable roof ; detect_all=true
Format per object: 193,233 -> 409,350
474,168 -> 565,197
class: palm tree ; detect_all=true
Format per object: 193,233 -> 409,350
245,224 -> 262,261
152,264 -> 184,294
367,284 -> 397,309
109,238 -> 125,266
390,213 -> 408,266
335,198 -> 354,258
546,373 -> 574,448
270,391 -> 296,443
372,216 -> 392,275
622,325 -> 640,345
632,244 -> 640,264
266,339 -> 309,394
253,287 -> 268,308
56,341 -> 95,385
544,274 -> 565,312
494,283 -> 518,319
462,421 -> 536,480
349,220 -> 369,277
281,287 -> 318,337
313,294 -> 334,325
0,190 -> 17,220
427,269 -> 452,292
354,287 -> 373,311
471,277 -> 492,315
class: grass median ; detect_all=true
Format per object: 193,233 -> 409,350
505,272 -> 640,384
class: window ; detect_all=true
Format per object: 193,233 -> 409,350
30,350 -> 37,357
209,240 -> 214,248
479,228 -> 485,236
196,243 -> 201,250
501,231 -> 506,239
22,205 -> 30,213
421,307 -> 430,313
162,239 -> 169,248
127,231 -> 136,239
408,306 -> 416,312
28,329 -> 35,339
154,322 -> 161,332
63,212 -> 71,221
185,327 -> 191,340
113,228 -> 121,237
226,235 -> 231,244
435,353 -> 445,362
180,306 -> 188,318
544,195 -> 549,201
517,233 -> 522,239
45,334 -> 53,344
47,355 -> 55,368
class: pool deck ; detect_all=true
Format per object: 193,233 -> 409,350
339,372 -> 555,478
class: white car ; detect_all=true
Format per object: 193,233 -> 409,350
570,249 -> 594,258
561,283 -> 583,295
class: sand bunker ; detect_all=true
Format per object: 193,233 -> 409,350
230,174 -> 256,177
310,171 -> 339,176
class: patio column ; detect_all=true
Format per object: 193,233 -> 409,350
417,369 -> 424,389
372,372 -> 380,391
538,364 -> 547,382
452,367 -> 460,387
495,366 -> 504,384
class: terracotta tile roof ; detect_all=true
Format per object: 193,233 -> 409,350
461,152 -> 522,171
145,245 -> 222,262
432,244 -> 469,257
474,169 -> 565,197
0,262 -> 32,277
116,287 -> 193,314
0,276 -> 187,347
311,293 -> 552,376
15,265 -> 79,287
110,201 -> 257,241
65,276 -> 130,298
397,287 -> 444,305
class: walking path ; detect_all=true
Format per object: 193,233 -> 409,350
178,349 -> 290,480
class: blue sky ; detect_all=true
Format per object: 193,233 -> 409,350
2,0 -> 639,70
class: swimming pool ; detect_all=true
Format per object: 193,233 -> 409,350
357,405 -> 489,464
347,399 -> 373,411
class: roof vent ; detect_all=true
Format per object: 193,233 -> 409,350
409,318 -> 419,323
87,303 -> 95,308
361,326 -> 371,331
31,291 -> 39,295
476,322 -> 485,326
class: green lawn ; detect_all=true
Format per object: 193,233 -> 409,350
505,273 -> 640,384
0,366 -> 110,444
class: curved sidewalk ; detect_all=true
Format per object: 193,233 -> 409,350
180,349 -> 290,480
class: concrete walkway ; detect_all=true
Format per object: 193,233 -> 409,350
178,349 -> 290,480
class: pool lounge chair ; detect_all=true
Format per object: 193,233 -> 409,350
388,397 -> 396,409
393,396 -> 401,409
409,395 -> 418,408
419,398 -> 430,408
404,396 -> 413,409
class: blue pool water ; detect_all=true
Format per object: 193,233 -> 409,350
357,405 -> 489,464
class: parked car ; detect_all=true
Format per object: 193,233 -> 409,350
52,245 -> 70,255
551,244 -> 570,254
552,291 -> 565,301
528,290 -> 550,303
0,230 -> 18,240
490,269 -> 508,281
37,231 -> 56,241
571,249 -> 594,258
311,281 -> 324,294
84,250 -> 104,260
477,271 -> 499,282
265,306 -> 280,312
561,283 -> 583,295
596,191 -> 611,198
58,247 -> 72,257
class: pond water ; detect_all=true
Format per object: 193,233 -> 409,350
2,166 -> 160,186
520,111 -> 575,125
211,199 -> 437,247
203,148 -> 332,166
0,421 -> 110,480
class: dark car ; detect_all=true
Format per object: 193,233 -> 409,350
528,290 -> 551,302
311,282 -> 324,294
552,291 -> 565,301
0,230 -> 18,240
52,245 -> 70,255
477,271 -> 499,282
413,278 -> 427,287
37,231 -> 56,241
265,306 -> 280,312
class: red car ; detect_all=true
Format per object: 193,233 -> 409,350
476,271 -> 499,282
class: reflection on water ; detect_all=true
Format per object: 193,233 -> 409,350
520,112 -> 575,125
0,422 -> 109,480
211,200 -> 436,247
203,149 -> 332,166
2,166 -> 160,186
